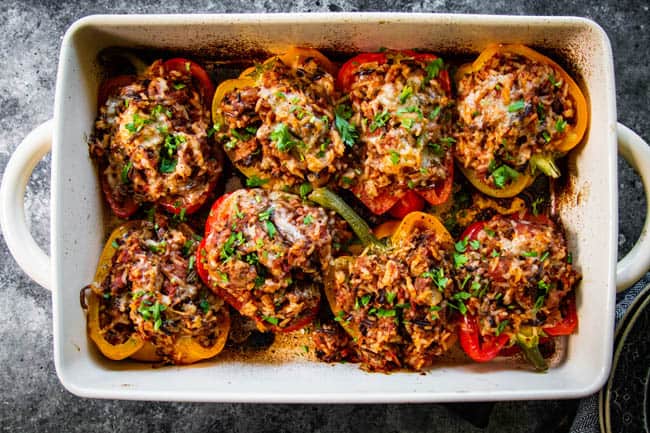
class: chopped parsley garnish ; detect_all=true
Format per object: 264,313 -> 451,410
159,157 -> 177,174
542,131 -> 551,143
522,251 -> 538,257
360,294 -> 371,307
495,320 -> 509,336
187,255 -> 196,272
159,134 -> 184,174
147,241 -> 167,254
469,240 -> 481,250
453,291 -> 471,301
270,123 -> 297,152
439,136 -> 456,146
246,176 -> 269,187
258,207 -> 274,221
548,73 -> 561,88
220,231 -> 244,262
534,295 -> 545,311
490,250 -> 500,258
262,316 -> 279,326
430,305 -> 442,319
303,215 -> 313,225
172,83 -> 186,90
334,104 -> 358,147
567,252 -> 573,264
429,105 -> 441,120
453,252 -> 468,268
407,180 -> 415,189
537,103 -> 546,123
555,117 -> 567,133
484,228 -> 495,237
491,165 -> 520,188
111,240 -> 119,249
538,280 -> 550,292
386,291 -> 396,305
399,85 -> 413,104
216,270 -> 229,283
422,268 -> 449,291
369,110 -> 390,132
138,300 -> 166,331
125,113 -> 151,133
265,221 -> 277,239
460,274 -> 471,290
199,299 -> 210,314
455,237 -> 468,253
540,251 -> 550,262
376,308 -> 396,318
207,124 -> 219,137
507,100 -> 526,113
400,118 -> 415,130
341,176 -> 354,186
425,58 -> 444,82
299,183 -> 312,199
389,150 -> 400,165
103,292 -> 111,299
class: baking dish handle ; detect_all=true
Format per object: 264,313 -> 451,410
616,122 -> 650,292
0,119 -> 52,290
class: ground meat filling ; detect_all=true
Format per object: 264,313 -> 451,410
340,53 -> 454,199
202,189 -> 350,330
455,52 -> 578,187
90,216 -> 228,362
326,227 -> 457,372
453,215 -> 581,339
90,60 -> 220,210
217,57 -> 346,189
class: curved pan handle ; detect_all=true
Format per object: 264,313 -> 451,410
0,119 -> 53,290
616,123 -> 650,292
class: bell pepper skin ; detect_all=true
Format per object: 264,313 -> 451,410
455,44 -> 588,198
458,314 -> 509,362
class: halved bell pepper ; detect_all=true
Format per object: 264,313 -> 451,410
211,47 -> 338,192
455,44 -> 588,198
339,50 -> 454,215
87,222 -> 144,360
96,57 -> 218,218
308,187 -> 454,340
88,220 -> 230,364
196,190 -> 321,333
456,213 -> 578,371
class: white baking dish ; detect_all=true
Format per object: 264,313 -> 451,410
2,13 -> 650,403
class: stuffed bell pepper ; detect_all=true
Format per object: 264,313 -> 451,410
452,213 -> 580,370
454,44 -> 588,197
335,50 -> 455,216
84,214 -> 230,364
211,47 -> 347,192
196,189 -> 351,333
309,188 -> 457,371
90,58 -> 220,218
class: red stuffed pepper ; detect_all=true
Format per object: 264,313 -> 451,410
90,58 -> 220,218
336,50 -> 455,215
196,189 -> 350,333
452,213 -> 580,370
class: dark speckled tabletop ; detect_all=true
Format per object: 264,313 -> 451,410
1,1 -> 648,432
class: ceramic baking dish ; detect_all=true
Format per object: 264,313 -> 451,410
2,13 -> 650,403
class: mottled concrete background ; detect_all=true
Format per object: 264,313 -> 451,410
0,1 -> 648,432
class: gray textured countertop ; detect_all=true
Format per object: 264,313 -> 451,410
1,1 -> 648,432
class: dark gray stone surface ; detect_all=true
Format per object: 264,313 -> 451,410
0,1 -> 648,432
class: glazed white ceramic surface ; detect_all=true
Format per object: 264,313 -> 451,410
3,13 -> 650,402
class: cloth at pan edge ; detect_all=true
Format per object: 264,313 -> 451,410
569,274 -> 650,432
